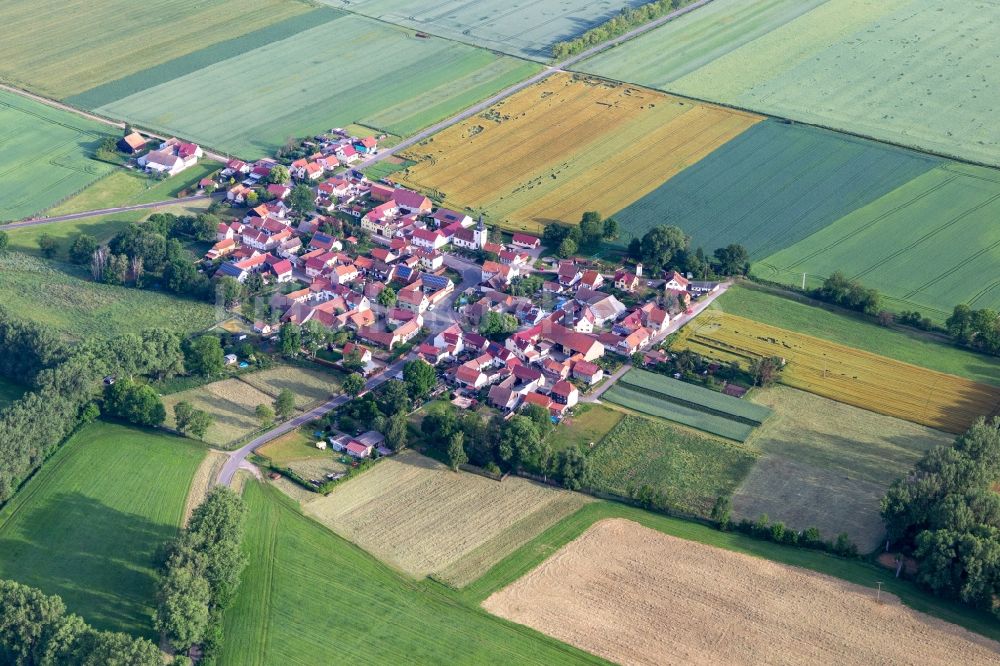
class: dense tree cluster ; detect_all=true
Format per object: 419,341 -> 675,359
421,405 -> 589,489
812,271 -> 880,315
542,211 -> 619,258
104,378 -> 166,427
882,418 -> 1000,616
83,213 -> 216,298
0,579 -> 161,665
155,487 -> 247,657
552,0 -> 688,58
335,379 -> 412,451
946,304 -> 1000,356
624,224 -> 750,279
0,309 -> 185,503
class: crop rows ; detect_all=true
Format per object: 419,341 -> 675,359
619,368 -> 771,424
399,73 -> 758,232
603,385 -> 756,442
675,313 -> 1000,433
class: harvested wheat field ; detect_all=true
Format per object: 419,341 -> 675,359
397,73 -> 760,233
674,312 -> 1000,433
303,450 -> 590,582
484,519 -> 1000,665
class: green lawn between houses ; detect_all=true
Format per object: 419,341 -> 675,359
0,421 -> 205,639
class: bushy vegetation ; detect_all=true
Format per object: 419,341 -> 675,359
812,271 -> 880,315
0,580 -> 161,665
882,418 -> 1000,617
551,0 -> 692,58
0,308 -> 186,503
155,487 -> 247,660
946,305 -> 1000,357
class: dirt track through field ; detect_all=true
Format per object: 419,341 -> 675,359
483,519 -> 1000,665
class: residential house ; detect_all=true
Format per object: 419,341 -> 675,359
572,360 -> 604,385
664,270 -> 690,292
557,261 -> 583,288
511,233 -> 540,249
138,150 -> 185,176
397,286 -> 429,314
118,132 -> 146,154
454,362 -> 488,389
342,342 -> 372,364
614,270 -> 640,292
550,380 -> 579,410
543,323 -> 604,362
580,270 -> 604,290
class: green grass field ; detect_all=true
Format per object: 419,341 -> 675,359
580,0 -> 826,84
0,90 -> 115,221
582,0 -> 1000,166
0,422 -> 205,638
95,14 -> 540,156
603,385 -> 755,441
546,403 -> 623,453
754,163 -> 1000,317
319,0 -> 653,61
0,252 -> 219,339
0,0 -> 311,98
237,363 -> 341,409
610,120 -> 939,257
587,414 -> 757,517
45,162 -> 219,216
0,376 -> 26,410
713,285 -> 1000,386
459,501 -> 1000,643
219,482 -> 606,665
737,386 -> 950,553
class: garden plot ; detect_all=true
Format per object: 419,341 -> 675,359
483,518 -> 1000,665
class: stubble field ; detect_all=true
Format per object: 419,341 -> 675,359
397,73 -> 760,233
675,312 -> 1000,433
483,518 -> 1000,665
237,364 -> 341,409
303,450 -> 590,584
738,386 -> 951,552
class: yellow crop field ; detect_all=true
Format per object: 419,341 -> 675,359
674,312 -> 1000,434
397,73 -> 761,233
303,450 -> 590,584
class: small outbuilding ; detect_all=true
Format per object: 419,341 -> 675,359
118,131 -> 147,154
315,441 -> 327,450
224,354 -> 238,366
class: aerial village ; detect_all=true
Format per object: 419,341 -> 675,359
135,127 -> 729,460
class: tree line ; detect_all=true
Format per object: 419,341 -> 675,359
0,579 -> 161,665
0,308 -> 187,504
155,487 -> 248,661
881,417 -> 1000,617
551,0 -> 690,58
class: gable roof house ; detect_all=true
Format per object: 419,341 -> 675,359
614,270 -> 640,292
138,150 -> 185,176
664,270 -> 690,292
557,261 -> 583,287
118,132 -> 147,154
511,233 -> 540,249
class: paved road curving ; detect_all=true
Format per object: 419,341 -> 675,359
216,356 -> 410,486
3,195 -> 211,229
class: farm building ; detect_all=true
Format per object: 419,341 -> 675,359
118,131 -> 146,154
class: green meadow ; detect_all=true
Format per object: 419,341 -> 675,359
0,422 -> 205,638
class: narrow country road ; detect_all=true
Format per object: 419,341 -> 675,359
3,195 -> 211,229
358,0 -> 715,168
216,356 -> 410,486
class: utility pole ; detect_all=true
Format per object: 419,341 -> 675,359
801,272 -> 806,290
876,581 -> 883,604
